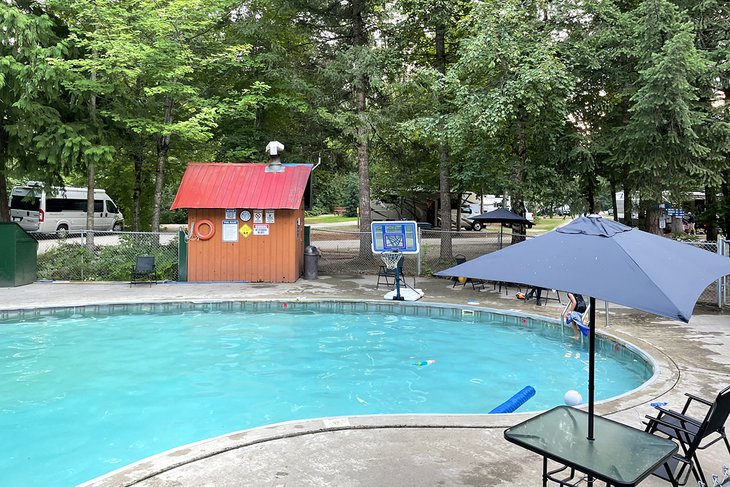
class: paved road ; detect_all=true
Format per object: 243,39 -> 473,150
35,232 -> 178,254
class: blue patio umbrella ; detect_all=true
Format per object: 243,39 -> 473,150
470,208 -> 533,248
436,215 -> 730,438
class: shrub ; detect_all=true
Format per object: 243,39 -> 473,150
37,235 -> 179,281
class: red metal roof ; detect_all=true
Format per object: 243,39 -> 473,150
170,163 -> 312,210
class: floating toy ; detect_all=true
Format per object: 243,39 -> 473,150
414,359 -> 436,367
564,390 -> 583,406
489,386 -> 536,413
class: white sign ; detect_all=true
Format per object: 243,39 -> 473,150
253,210 -> 263,223
265,209 -> 275,223
225,209 -> 236,219
222,220 -> 239,242
253,224 -> 270,236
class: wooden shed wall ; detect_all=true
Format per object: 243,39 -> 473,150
187,208 -> 304,282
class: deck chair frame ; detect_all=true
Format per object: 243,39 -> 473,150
645,385 -> 730,486
130,255 -> 157,287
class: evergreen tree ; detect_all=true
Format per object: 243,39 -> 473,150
622,0 -> 709,232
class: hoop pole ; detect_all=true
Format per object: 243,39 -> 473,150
394,264 -> 404,301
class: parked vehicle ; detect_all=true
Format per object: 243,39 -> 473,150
10,183 -> 124,236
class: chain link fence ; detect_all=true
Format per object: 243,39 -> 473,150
685,240 -> 721,305
311,227 -> 725,306
33,230 -> 180,281
26,227 -> 727,306
311,227 -> 529,276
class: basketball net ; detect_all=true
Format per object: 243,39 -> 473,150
381,250 -> 402,270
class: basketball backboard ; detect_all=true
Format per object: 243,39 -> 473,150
371,221 -> 420,254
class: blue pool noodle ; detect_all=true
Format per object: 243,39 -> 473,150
489,386 -> 536,413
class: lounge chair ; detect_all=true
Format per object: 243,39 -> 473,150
130,256 -> 157,287
644,385 -> 730,485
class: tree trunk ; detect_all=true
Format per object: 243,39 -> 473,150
352,0 -> 372,258
722,169 -> 730,238
435,21 -> 452,259
86,157 -> 95,250
438,139 -> 452,257
85,71 -> 97,251
586,176 -> 595,214
646,206 -> 662,235
356,88 -> 371,258
705,184 -> 717,241
610,179 -> 618,221
511,117 -> 527,243
152,96 -> 174,236
0,168 -> 8,222
0,127 -> 9,222
623,185 -> 633,227
133,132 -> 145,231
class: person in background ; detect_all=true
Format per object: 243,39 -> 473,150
524,287 -> 544,306
566,292 -> 589,339
687,212 -> 696,235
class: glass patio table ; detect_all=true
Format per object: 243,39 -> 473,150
504,406 -> 679,486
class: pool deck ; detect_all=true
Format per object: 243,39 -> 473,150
2,276 -> 729,486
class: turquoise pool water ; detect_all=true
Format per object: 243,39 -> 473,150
0,304 -> 652,486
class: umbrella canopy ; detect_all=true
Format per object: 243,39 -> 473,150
470,208 -> 534,228
436,215 -> 730,438
437,215 -> 730,322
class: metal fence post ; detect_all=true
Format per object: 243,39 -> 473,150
80,230 -> 85,281
417,227 -> 422,276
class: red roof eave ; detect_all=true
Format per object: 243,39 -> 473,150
170,163 -> 311,210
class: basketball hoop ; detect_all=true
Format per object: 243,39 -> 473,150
381,250 -> 402,270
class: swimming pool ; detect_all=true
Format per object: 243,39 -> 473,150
0,301 -> 654,486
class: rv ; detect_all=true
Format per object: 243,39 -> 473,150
10,183 -> 124,235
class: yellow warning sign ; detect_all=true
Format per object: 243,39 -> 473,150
240,223 -> 252,238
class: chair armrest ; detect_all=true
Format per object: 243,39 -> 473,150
651,407 -> 703,428
645,414 -> 695,437
682,392 -> 712,415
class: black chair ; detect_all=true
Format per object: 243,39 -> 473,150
452,254 -> 467,288
130,256 -> 157,287
376,256 -> 406,290
451,254 -> 485,290
645,385 -> 730,485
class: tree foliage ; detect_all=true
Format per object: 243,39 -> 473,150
1,0 -> 728,238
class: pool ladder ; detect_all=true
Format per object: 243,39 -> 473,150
560,303 -> 590,338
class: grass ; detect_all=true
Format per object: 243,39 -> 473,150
305,215 -> 359,224
529,216 -> 571,234
303,214 -> 570,233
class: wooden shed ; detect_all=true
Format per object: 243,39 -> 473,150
170,162 -> 312,283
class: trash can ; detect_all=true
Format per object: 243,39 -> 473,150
304,245 -> 319,280
0,223 -> 38,287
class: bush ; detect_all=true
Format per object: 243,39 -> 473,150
37,234 -> 179,281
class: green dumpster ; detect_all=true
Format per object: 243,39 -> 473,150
0,223 -> 38,287
178,228 -> 188,282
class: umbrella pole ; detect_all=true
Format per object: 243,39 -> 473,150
588,296 -> 596,441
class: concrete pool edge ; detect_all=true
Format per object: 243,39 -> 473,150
43,298 -> 680,487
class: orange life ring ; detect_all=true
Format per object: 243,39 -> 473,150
195,220 -> 215,240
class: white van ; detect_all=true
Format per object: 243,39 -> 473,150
10,183 -> 124,235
